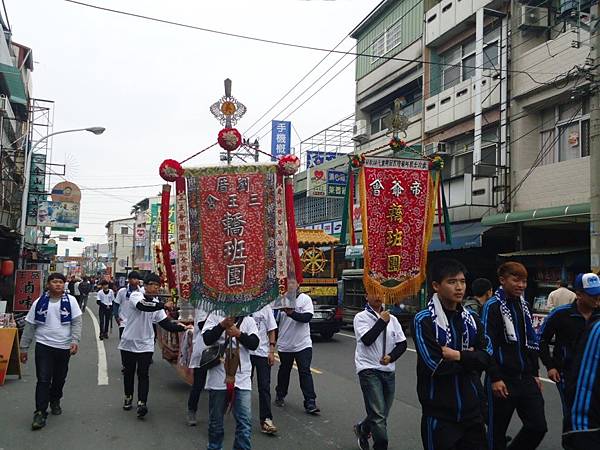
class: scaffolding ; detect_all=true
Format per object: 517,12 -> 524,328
297,113 -> 355,169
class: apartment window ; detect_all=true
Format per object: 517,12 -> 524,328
440,25 -> 500,91
539,99 -> 590,165
370,20 -> 402,63
444,128 -> 499,178
370,106 -> 391,134
121,226 -> 129,235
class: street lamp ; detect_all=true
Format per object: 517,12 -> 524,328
18,127 -> 106,268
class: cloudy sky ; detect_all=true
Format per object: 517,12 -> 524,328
7,0 -> 380,255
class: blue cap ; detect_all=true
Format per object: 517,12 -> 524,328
574,273 -> 600,296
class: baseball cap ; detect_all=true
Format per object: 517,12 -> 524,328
574,273 -> 600,296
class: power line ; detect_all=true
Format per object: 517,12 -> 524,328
64,0 -> 567,79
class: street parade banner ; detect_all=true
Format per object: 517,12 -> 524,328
184,164 -> 283,316
359,157 -> 437,302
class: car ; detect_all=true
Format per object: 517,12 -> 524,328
309,298 -> 343,340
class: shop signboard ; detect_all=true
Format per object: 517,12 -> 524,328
26,153 -> 47,226
37,201 -> 80,231
13,270 -> 43,312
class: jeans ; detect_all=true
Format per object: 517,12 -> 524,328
80,294 -> 88,312
487,376 -> 547,450
358,369 -> 395,450
276,347 -> 316,407
34,343 -> 71,413
98,305 -> 112,335
208,389 -> 252,450
187,366 -> 208,412
251,355 -> 273,421
121,350 -> 153,402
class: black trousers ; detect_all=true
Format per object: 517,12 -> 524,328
421,416 -> 487,450
34,343 -> 71,413
121,350 -> 153,402
486,376 -> 547,450
276,347 -> 316,407
98,305 -> 112,335
187,366 -> 208,412
563,430 -> 600,449
251,355 -> 273,422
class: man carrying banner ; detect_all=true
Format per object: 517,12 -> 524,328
19,273 -> 83,430
353,292 -> 407,450
413,259 -> 491,450
275,279 -> 320,415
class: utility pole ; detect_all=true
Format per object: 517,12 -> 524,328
591,3 -> 600,272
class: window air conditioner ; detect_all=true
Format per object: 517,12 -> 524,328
352,119 -> 368,142
518,6 -> 549,30
424,141 -> 448,156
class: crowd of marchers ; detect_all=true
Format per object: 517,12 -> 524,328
15,259 -> 600,450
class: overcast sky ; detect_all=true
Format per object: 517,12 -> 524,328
7,0 -> 380,255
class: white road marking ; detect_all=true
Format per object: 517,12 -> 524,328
338,331 -> 416,352
273,354 -> 323,375
87,308 -> 109,386
339,332 -> 555,382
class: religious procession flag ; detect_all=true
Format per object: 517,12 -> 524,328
184,163 -> 284,316
359,156 -> 437,302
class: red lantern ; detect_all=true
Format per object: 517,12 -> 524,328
159,159 -> 184,182
1,259 -> 14,276
217,128 -> 242,152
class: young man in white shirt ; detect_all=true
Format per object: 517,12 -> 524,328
275,279 -> 320,414
202,313 -> 259,450
353,293 -> 407,450
118,273 -> 190,418
19,273 -> 83,430
96,279 -> 114,340
113,271 -> 144,372
250,303 -> 278,434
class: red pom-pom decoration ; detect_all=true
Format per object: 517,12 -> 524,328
278,154 -> 300,176
389,137 -> 407,150
349,153 -> 366,168
159,159 -> 184,182
218,128 -> 242,152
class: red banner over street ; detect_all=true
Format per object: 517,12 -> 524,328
359,157 -> 436,302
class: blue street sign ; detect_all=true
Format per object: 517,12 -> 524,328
327,169 -> 347,186
271,120 -> 291,159
306,150 -> 338,168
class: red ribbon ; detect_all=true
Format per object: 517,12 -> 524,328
161,184 -> 177,291
285,178 -> 303,284
348,171 -> 356,246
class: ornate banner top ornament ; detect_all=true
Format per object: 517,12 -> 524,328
209,78 -> 247,128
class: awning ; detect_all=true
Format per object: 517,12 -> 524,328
481,203 -> 589,226
428,222 -> 490,252
498,246 -> 588,258
296,228 -> 339,246
0,63 -> 27,105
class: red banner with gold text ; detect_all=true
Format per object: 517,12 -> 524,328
359,157 -> 436,302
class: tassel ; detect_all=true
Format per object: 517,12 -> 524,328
160,185 -> 177,291
284,178 -> 303,284
224,339 -> 241,413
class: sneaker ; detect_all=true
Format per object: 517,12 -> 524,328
99,334 -> 104,340
261,418 -> 278,434
49,401 -> 62,415
187,410 -> 197,426
31,411 -> 47,430
123,396 -> 133,411
121,366 -> 125,374
137,401 -> 148,418
305,402 -> 320,415
353,423 -> 369,450
274,397 -> 285,407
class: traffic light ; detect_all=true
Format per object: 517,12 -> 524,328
72,237 -> 84,242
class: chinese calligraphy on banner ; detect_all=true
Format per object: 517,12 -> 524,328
185,164 -> 282,316
271,120 -> 291,159
26,153 -> 47,226
359,157 -> 436,302
13,270 -> 43,312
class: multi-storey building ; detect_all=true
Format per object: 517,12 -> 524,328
105,217 -> 135,277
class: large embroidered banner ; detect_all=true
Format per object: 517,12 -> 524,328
359,157 -> 437,302
185,164 -> 281,316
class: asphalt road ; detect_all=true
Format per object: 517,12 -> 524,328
0,295 -> 564,450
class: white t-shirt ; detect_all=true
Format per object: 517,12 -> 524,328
250,305 -> 278,358
97,289 -> 114,306
26,295 -> 83,350
188,306 -> 210,369
202,314 -> 259,391
114,285 -> 143,328
118,292 -> 166,353
354,309 -> 406,374
276,293 -> 314,353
